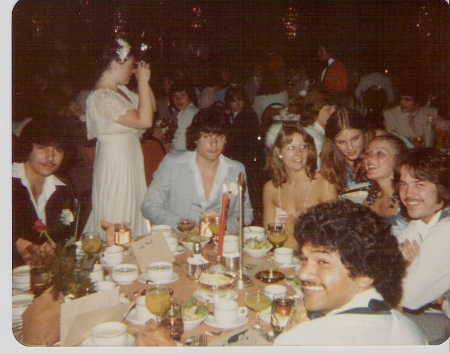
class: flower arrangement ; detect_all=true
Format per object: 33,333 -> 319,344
116,38 -> 131,64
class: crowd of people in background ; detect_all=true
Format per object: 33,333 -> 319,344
12,35 -> 450,345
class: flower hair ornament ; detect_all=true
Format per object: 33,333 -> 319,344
265,123 -> 283,149
116,38 -> 131,64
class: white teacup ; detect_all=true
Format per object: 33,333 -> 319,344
89,264 -> 104,287
214,300 -> 247,324
264,284 -> 288,300
135,295 -> 155,322
165,236 -> 179,253
223,235 -> 239,253
274,247 -> 294,265
12,293 -> 34,317
101,245 -> 124,266
147,261 -> 174,281
97,281 -> 116,291
111,264 -> 139,284
151,224 -> 173,238
243,226 -> 266,241
91,321 -> 128,347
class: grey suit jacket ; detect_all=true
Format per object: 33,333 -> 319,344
141,151 -> 254,233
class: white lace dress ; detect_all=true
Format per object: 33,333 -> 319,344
83,85 -> 150,239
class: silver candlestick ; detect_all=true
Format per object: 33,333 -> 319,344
236,172 -> 253,289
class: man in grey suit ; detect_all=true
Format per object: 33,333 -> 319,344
141,108 -> 253,233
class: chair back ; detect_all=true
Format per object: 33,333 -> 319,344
141,136 -> 166,185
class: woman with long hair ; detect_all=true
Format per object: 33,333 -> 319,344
263,124 -> 337,247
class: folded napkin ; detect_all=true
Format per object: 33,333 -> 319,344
22,287 -> 64,346
136,320 -> 177,346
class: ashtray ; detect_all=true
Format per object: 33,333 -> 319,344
255,270 -> 285,283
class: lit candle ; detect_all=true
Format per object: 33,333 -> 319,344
217,185 -> 230,258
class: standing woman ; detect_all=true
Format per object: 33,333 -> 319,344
321,107 -> 372,199
263,125 -> 337,247
363,134 -> 410,236
84,38 -> 156,238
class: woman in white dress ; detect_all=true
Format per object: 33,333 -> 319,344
83,38 -> 156,238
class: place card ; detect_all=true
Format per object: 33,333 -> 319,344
243,258 -> 279,276
61,287 -> 133,346
130,232 -> 175,273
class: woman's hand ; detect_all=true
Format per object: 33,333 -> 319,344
135,61 -> 151,84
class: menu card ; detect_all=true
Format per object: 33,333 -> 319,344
60,287 -> 133,346
130,232 -> 175,273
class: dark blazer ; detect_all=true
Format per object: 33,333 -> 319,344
12,177 -> 75,268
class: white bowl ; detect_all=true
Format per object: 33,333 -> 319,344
244,247 -> 271,258
180,238 -> 209,252
91,321 -> 128,347
243,226 -> 266,241
146,261 -> 174,281
12,265 -> 30,285
12,293 -> 34,316
111,264 -> 139,284
183,313 -> 208,331
151,224 -> 173,238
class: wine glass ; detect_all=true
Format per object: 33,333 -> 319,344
271,294 -> 295,335
177,219 -> 195,236
145,286 -> 171,322
245,290 -> 271,335
81,232 -> 102,258
267,223 -> 287,248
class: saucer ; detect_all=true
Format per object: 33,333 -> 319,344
125,308 -> 155,326
138,272 -> 179,285
81,333 -> 136,347
205,314 -> 248,330
173,245 -> 186,256
193,289 -> 238,303
268,256 -> 300,269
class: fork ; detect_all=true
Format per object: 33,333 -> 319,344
197,333 -> 207,346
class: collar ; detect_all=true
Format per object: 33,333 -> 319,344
12,162 -> 65,188
326,288 -> 383,317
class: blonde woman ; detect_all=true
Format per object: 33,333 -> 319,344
263,124 -> 337,247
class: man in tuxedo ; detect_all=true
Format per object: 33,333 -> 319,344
316,43 -> 349,93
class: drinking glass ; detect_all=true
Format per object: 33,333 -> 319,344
160,299 -> 184,341
267,223 -> 287,248
177,219 -> 195,236
245,290 -> 271,335
145,286 -> 171,322
81,232 -> 102,258
271,294 -> 295,334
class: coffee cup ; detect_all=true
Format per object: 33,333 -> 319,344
97,281 -> 116,291
91,321 -> 128,347
111,264 -> 139,284
214,300 -> 247,324
151,224 -> 172,238
165,236 -> 179,253
223,235 -> 239,253
89,264 -> 104,288
135,295 -> 154,322
274,247 -> 294,265
264,284 -> 288,300
243,226 -> 266,241
101,245 -> 124,266
147,261 -> 174,282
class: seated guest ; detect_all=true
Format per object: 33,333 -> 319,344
383,85 -> 435,148
263,125 -> 337,248
169,80 -> 199,151
141,108 -> 253,234
396,148 -> 450,344
224,85 -> 262,172
274,200 -> 427,345
363,134 -> 410,236
12,119 -> 75,268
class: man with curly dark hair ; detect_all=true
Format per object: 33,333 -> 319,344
274,199 -> 426,345
396,148 -> 450,344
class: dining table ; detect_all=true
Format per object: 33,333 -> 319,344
12,238 -> 303,347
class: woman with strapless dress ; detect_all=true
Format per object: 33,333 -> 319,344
263,124 -> 338,248
83,37 -> 156,239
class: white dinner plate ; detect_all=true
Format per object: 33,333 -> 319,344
81,333 -> 136,347
138,272 -> 179,285
205,314 -> 248,330
268,256 -> 301,269
125,308 -> 156,326
193,289 -> 238,303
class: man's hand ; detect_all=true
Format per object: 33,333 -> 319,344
401,239 -> 420,264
